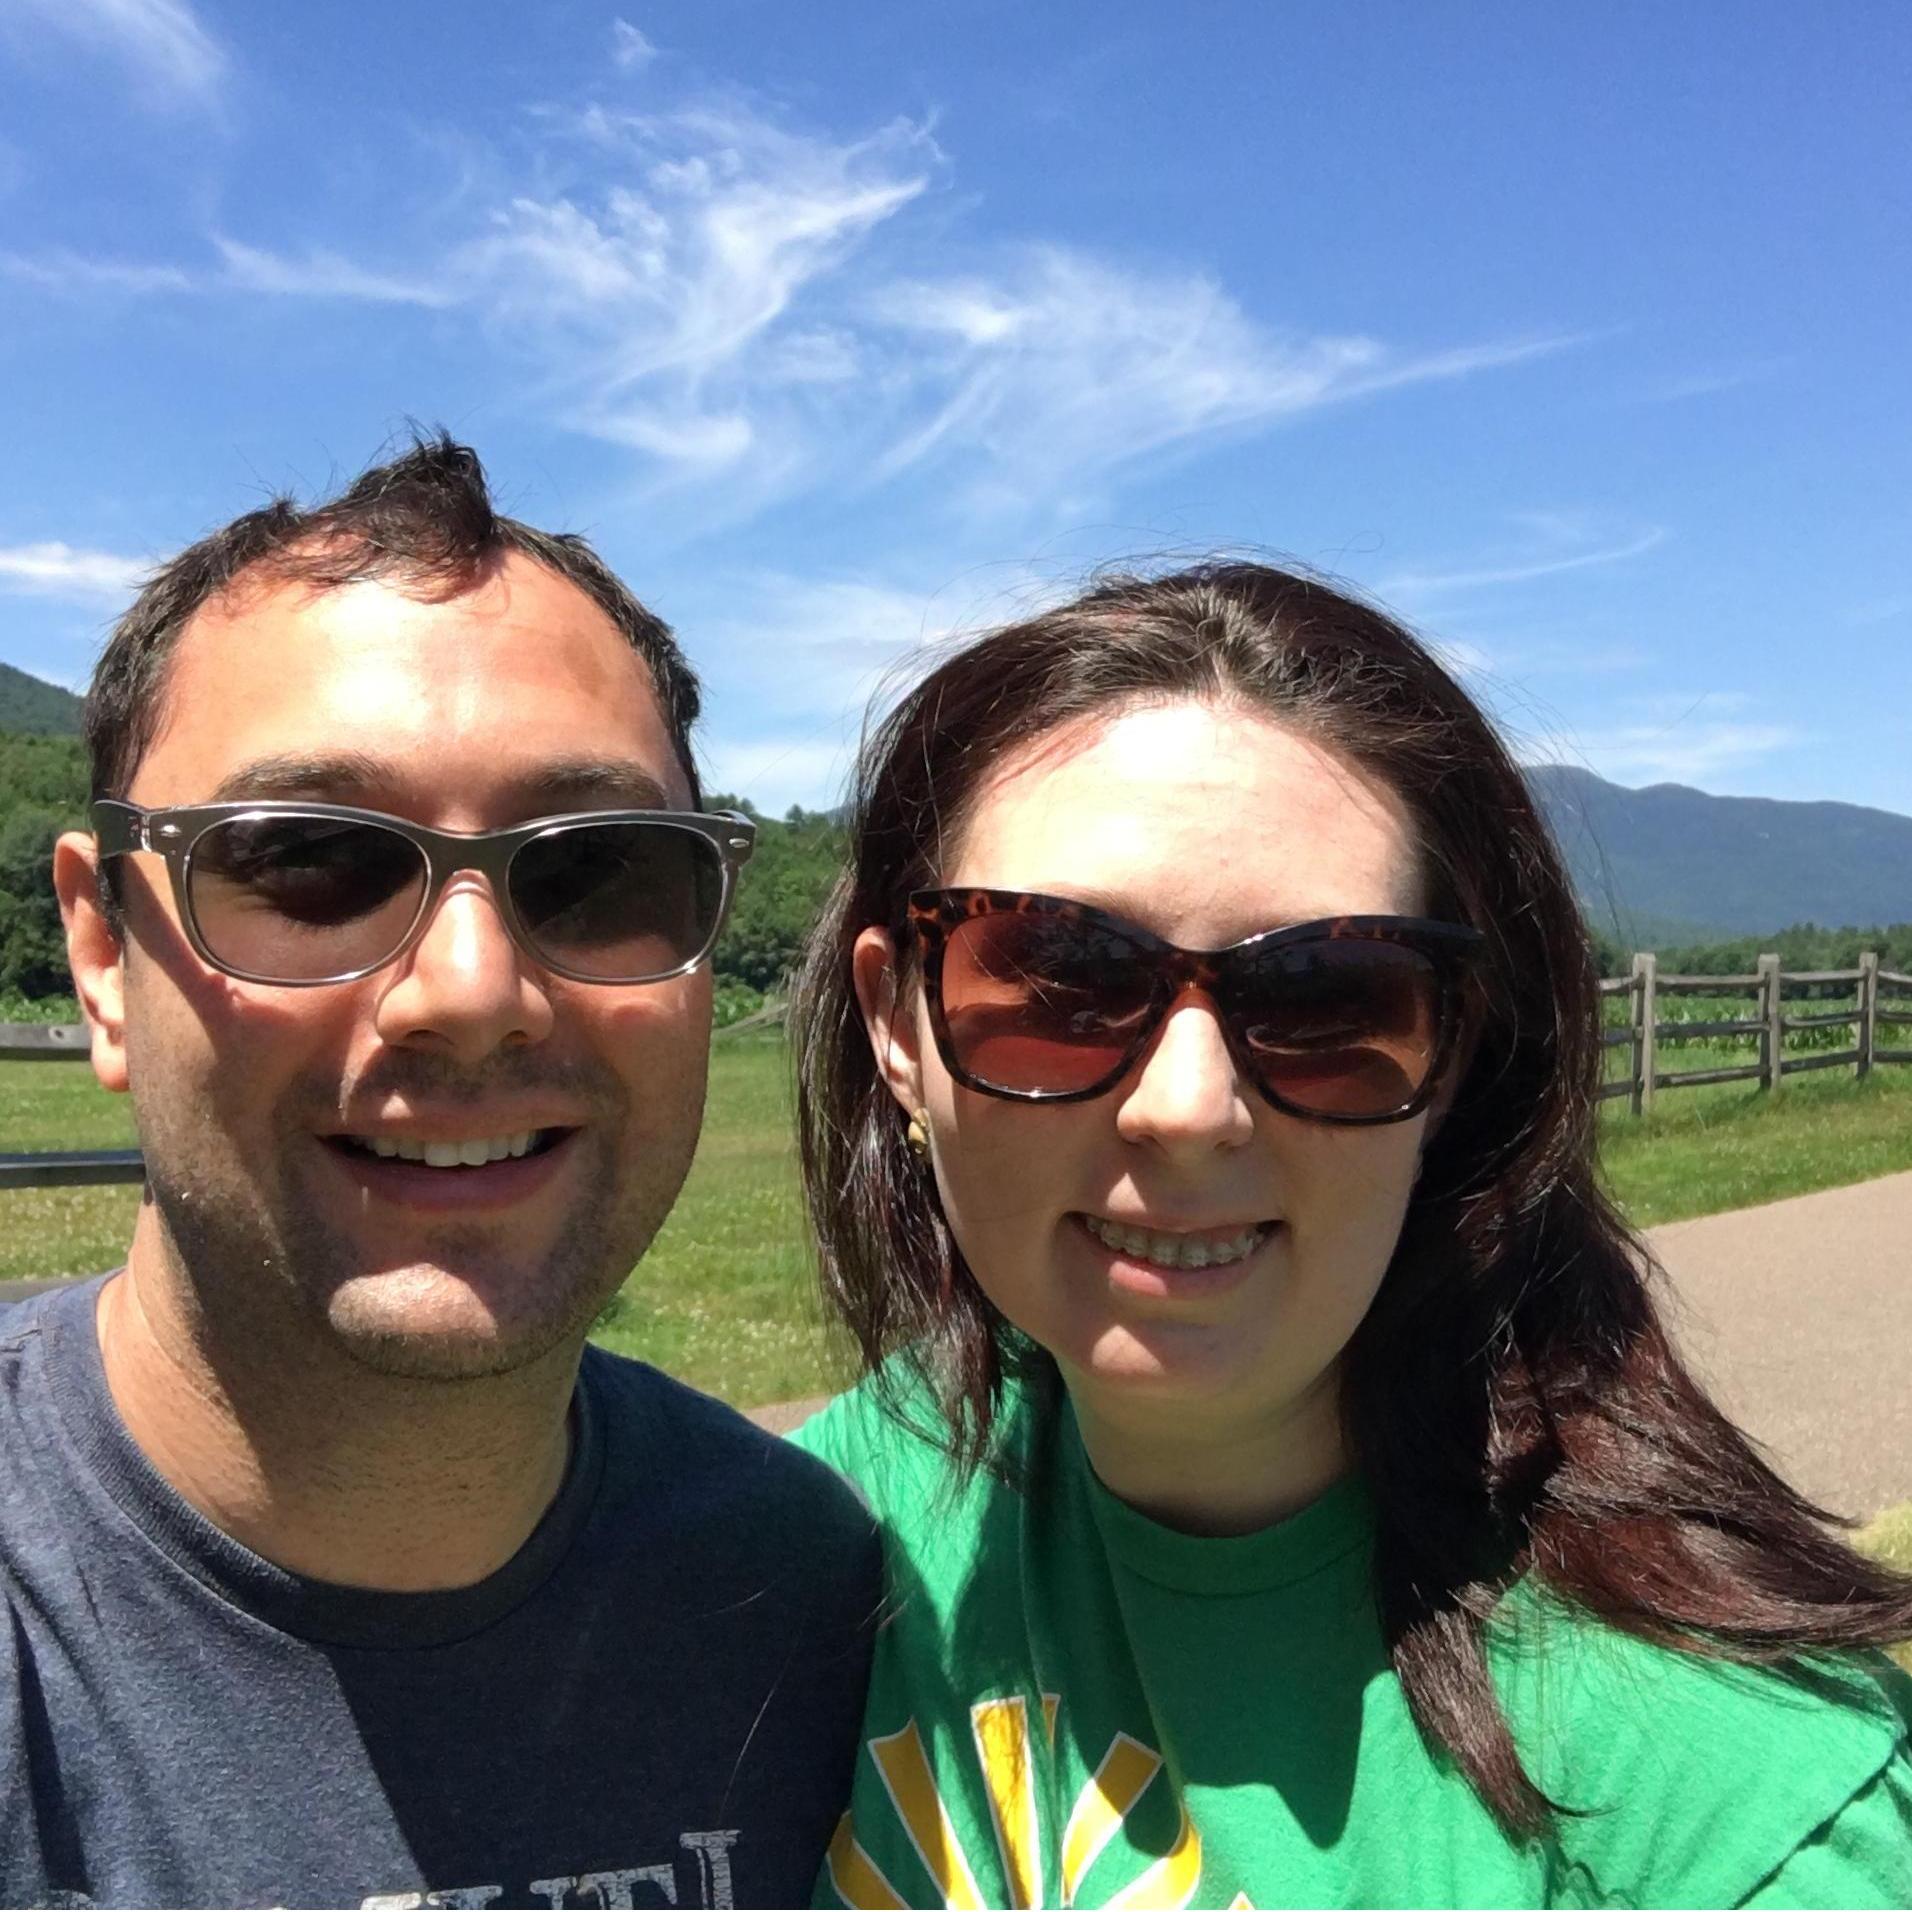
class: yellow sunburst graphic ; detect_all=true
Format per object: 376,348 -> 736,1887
826,1700 -> 1208,1909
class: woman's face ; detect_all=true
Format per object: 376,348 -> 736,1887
857,698 -> 1438,1514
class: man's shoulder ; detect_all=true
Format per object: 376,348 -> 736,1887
0,1277 -> 103,1391
581,1344 -> 879,1548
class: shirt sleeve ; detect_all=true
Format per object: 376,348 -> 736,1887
1737,1749 -> 1912,1908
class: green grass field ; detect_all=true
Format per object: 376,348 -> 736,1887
6,1035 -> 1912,1404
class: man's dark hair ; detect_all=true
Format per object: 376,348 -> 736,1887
84,432 -> 702,807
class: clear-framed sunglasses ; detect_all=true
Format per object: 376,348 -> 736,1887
91,798 -> 757,987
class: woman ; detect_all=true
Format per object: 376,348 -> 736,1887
789,563 -> 1912,1908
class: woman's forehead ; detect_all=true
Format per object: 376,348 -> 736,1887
942,700 -> 1426,930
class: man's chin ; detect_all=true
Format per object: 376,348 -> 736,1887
315,1260 -> 608,1382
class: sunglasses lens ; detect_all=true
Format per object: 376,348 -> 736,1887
188,815 -> 427,981
938,909 -> 1156,1095
1229,938 -> 1443,1118
510,820 -> 725,982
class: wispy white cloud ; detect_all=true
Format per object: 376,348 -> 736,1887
1519,687 -> 1799,788
0,239 -> 451,305
1846,593 -> 1912,627
1633,358 -> 1786,404
0,541 -> 148,602
1378,528 -> 1666,600
0,83 -> 1587,530
0,248 -> 194,294
610,18 -> 657,69
1556,721 -> 1799,786
458,106 -> 935,409
698,736 -> 855,816
7,0 -> 228,107
212,237 -> 456,307
695,573 -> 970,718
868,249 -> 1576,496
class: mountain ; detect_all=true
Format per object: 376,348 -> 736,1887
1527,764 -> 1912,940
0,662 -> 82,737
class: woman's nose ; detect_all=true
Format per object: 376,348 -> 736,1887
1113,989 -> 1256,1154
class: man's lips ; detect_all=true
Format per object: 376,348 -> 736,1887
316,1126 -> 582,1211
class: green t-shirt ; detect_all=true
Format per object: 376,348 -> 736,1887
793,1370 -> 1912,1909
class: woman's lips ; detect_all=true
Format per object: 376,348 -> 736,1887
1073,1211 -> 1277,1297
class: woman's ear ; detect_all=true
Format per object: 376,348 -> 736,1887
851,925 -> 926,1118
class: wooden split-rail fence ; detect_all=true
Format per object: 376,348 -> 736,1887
6,952 -> 1912,1186
1600,951 -> 1912,1115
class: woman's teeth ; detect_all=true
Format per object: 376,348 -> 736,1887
1080,1214 -> 1267,1269
346,1132 -> 543,1168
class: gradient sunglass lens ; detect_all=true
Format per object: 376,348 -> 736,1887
930,901 -> 1451,1119
1225,939 -> 1441,1118
187,814 -> 427,981
509,820 -> 725,981
185,813 -> 728,984
938,910 -> 1158,1095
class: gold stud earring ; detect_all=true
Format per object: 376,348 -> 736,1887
906,1109 -> 931,1157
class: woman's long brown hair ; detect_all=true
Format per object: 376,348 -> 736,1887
789,560 -> 1912,1837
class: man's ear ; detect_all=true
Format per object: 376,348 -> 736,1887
53,830 -> 130,1095
851,926 -> 925,1118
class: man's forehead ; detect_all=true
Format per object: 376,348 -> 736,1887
137,557 -> 688,807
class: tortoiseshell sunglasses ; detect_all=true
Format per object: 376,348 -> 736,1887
905,888 -> 1483,1125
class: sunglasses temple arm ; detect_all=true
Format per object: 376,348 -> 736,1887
89,801 -> 151,859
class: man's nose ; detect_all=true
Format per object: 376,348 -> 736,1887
372,876 -> 555,1063
1113,989 -> 1257,1155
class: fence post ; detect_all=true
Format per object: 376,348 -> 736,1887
1857,950 -> 1878,1079
1631,951 -> 1656,1116
1759,953 -> 1783,1093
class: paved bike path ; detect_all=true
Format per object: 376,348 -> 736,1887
1647,1169 -> 1911,1521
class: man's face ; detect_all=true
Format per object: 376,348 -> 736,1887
99,554 -> 711,1379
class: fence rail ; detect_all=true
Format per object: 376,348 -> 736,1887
0,1021 -> 146,1190
1599,951 -> 1912,1114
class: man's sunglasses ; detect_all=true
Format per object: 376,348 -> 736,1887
92,799 -> 757,987
905,888 -> 1484,1126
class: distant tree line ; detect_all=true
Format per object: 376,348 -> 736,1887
0,733 -> 86,1006
2,728 -> 1906,1022
1587,923 -> 1912,982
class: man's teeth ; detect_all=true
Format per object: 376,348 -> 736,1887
1080,1215 -> 1267,1269
350,1132 -> 541,1168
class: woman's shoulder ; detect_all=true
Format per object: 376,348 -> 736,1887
788,1360 -> 1052,1541
788,1366 -> 949,1506
1493,1592 -> 1912,1904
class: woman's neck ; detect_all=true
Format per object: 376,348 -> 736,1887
1062,1360 -> 1352,1537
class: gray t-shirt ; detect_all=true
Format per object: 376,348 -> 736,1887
0,1278 -> 880,1909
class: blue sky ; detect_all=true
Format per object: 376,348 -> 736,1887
2,0 -> 1908,817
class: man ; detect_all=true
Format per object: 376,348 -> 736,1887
0,438 -> 879,1909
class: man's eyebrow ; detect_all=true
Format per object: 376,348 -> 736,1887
206,754 -> 679,811
514,761 -> 676,809
209,752 -> 392,801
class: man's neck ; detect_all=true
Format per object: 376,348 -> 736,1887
95,1222 -> 580,1594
